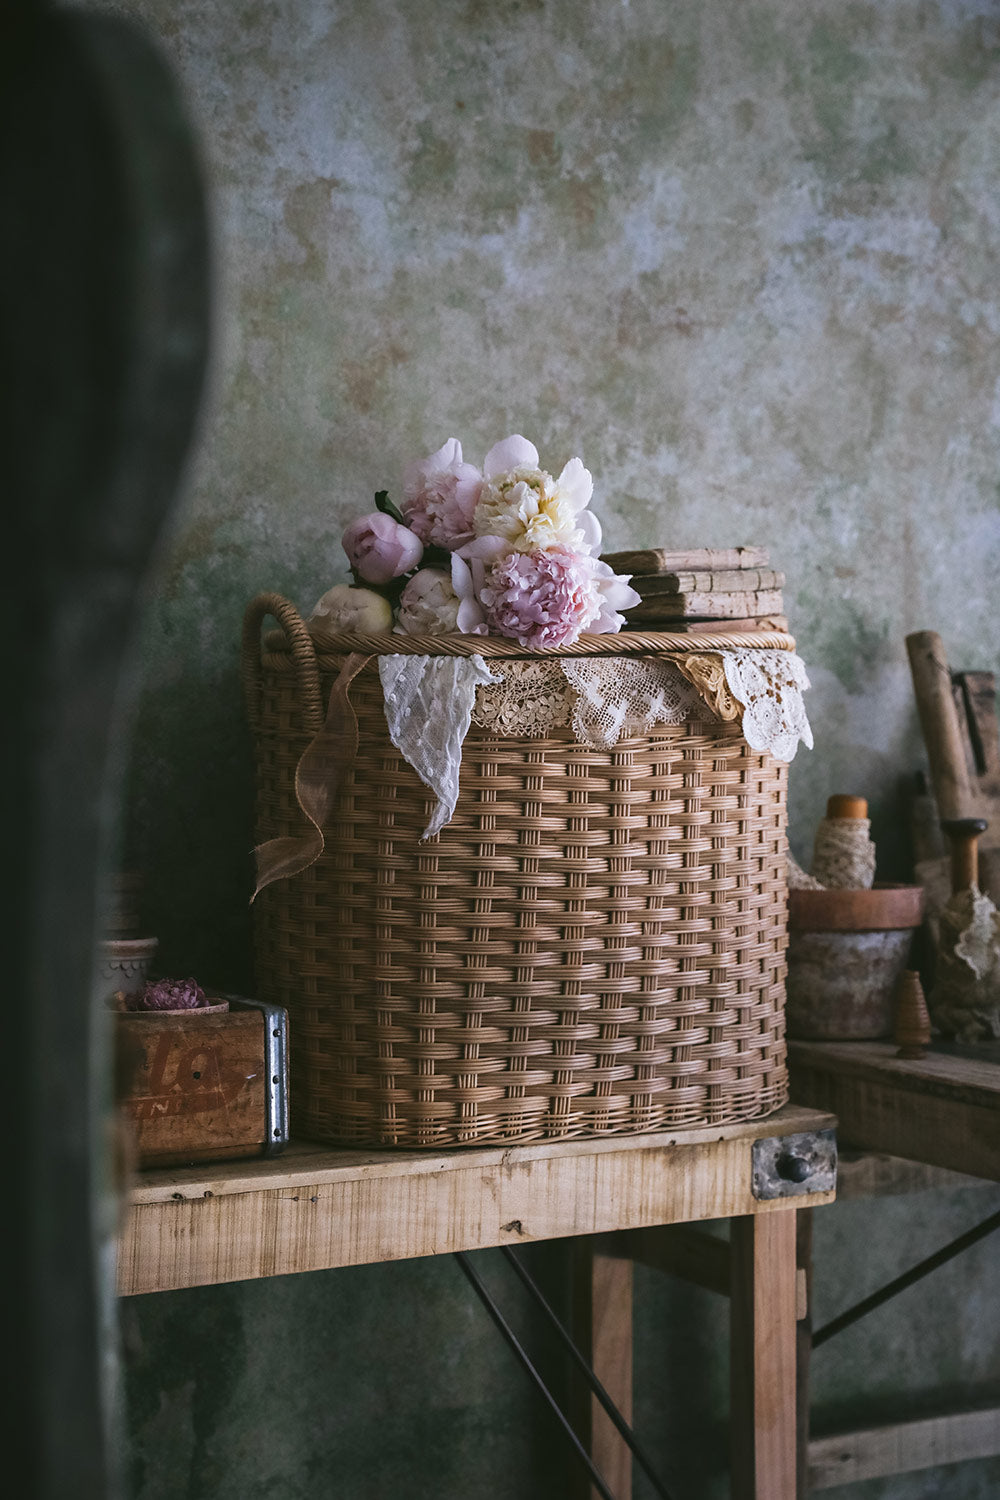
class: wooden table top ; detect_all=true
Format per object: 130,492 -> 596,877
118,1102 -> 835,1296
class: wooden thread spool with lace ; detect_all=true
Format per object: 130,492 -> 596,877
810,794 -> 877,889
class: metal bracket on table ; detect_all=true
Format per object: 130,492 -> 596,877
225,994 -> 290,1156
751,1128 -> 837,1200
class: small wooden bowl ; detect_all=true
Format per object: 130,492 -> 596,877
125,1000 -> 230,1016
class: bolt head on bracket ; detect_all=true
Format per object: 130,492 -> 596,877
751,1129 -> 837,1200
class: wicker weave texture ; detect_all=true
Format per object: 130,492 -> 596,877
248,638 -> 790,1148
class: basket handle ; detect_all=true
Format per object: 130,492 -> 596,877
241,592 -> 324,735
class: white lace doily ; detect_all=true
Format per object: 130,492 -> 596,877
722,649 -> 814,763
381,649 -> 812,837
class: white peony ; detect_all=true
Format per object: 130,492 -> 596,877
395,568 -> 463,634
471,434 -> 602,555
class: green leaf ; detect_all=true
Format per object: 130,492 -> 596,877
374,490 -> 406,526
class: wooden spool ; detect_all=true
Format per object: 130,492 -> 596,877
893,970 -> 932,1059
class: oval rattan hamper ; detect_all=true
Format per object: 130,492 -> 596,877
242,593 -> 791,1148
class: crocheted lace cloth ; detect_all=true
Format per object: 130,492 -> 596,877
471,657 -> 702,747
380,649 -> 812,839
718,649 -> 814,763
929,886 -> 1000,1042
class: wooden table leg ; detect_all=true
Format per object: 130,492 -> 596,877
796,1209 -> 813,1500
730,1211 -> 798,1500
571,1237 -> 633,1500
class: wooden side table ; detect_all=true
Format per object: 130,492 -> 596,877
788,1040 -> 1000,1492
118,1101 -> 836,1499
787,1040 -> 1000,1183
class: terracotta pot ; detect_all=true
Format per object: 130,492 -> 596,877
786,884 -> 925,1040
788,883 -> 924,933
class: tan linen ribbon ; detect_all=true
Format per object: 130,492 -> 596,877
251,652 -> 372,900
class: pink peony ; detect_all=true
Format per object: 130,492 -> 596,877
401,438 -> 483,548
342,512 -> 423,584
451,535 -> 508,634
478,547 -> 640,649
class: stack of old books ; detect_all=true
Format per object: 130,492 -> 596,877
600,544 -> 787,632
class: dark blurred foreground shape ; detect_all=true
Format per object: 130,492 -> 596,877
1,3 -> 210,1495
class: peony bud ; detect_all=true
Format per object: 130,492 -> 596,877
309,583 -> 394,633
342,511 -> 423,584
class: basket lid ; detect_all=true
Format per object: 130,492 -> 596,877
264,624 -> 798,658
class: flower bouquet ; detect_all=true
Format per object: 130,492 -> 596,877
309,434 -> 640,645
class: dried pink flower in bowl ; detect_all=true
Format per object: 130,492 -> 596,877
130,977 -> 225,1014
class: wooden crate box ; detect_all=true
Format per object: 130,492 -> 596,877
115,997 -> 288,1169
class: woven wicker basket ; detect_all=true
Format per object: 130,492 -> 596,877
242,593 -> 791,1148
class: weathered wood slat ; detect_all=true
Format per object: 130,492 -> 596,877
835,1149 -> 995,1200
808,1406 -> 1000,1489
571,1242 -> 634,1500
622,1223 -> 731,1295
730,1214 -> 799,1500
955,671 -> 1000,838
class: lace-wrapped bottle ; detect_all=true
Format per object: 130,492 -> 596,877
810,794 -> 877,889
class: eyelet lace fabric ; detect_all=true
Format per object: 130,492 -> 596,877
380,648 -> 812,837
379,654 -> 499,838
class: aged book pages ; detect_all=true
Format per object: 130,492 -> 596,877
625,589 -> 785,620
601,545 -> 770,574
634,568 -> 785,595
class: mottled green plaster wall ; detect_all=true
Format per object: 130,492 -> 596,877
109,1 -> 1000,1496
